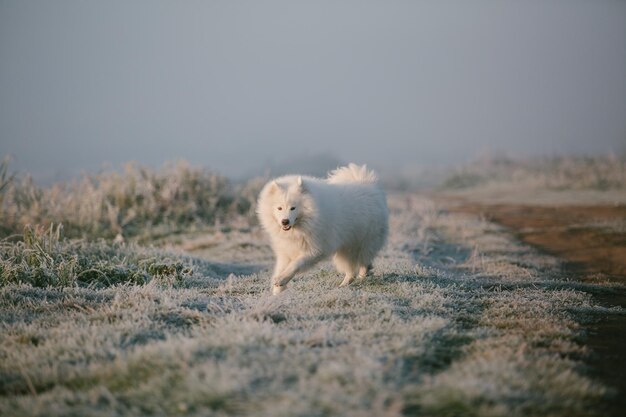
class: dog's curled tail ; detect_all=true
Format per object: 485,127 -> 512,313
327,163 -> 378,184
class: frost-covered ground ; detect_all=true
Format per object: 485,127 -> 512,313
1,192 -> 621,417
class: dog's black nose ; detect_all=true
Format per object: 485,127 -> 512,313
281,219 -> 290,226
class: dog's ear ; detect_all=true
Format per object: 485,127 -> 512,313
268,180 -> 280,194
296,176 -> 306,192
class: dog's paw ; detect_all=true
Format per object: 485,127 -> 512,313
272,284 -> 287,295
339,276 -> 354,287
274,274 -> 292,287
271,274 -> 283,285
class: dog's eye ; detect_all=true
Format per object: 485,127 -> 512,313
277,207 -> 282,211
290,207 -> 295,211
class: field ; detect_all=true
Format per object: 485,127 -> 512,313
1,156 -> 625,417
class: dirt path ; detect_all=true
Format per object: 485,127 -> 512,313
447,203 -> 626,281
440,198 -> 626,416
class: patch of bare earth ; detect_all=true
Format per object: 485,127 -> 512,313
442,199 -> 626,417
446,203 -> 626,280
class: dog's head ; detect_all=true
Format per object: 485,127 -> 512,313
260,176 -> 306,232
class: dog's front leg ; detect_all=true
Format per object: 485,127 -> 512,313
272,254 -> 324,294
271,255 -> 290,281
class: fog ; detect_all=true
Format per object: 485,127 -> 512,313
1,0 -> 625,180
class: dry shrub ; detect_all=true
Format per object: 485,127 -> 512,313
0,159 -> 262,240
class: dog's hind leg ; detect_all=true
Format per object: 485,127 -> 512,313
339,273 -> 355,287
334,251 -> 358,287
355,244 -> 373,280
358,263 -> 373,279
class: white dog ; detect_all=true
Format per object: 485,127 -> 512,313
257,163 -> 388,294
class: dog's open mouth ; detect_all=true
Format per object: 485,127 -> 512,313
282,225 -> 292,231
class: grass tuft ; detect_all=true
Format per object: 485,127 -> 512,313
0,224 -> 193,288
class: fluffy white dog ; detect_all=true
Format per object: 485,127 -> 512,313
257,163 -> 388,294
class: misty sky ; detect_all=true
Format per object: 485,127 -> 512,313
1,0 -> 625,179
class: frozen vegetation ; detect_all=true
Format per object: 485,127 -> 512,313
440,153 -> 626,191
0,157 -> 624,416
0,158 -> 261,241
438,153 -> 626,206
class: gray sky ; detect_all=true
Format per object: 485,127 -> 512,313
1,0 -> 625,179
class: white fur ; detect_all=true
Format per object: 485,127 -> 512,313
257,163 -> 389,294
